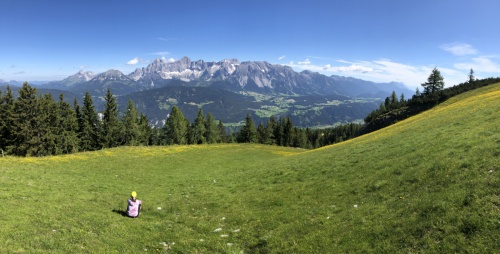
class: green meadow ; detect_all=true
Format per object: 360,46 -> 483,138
1,83 -> 499,253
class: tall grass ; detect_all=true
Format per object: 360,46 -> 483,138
1,84 -> 499,253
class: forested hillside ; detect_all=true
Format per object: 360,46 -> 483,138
0,83 -> 362,156
2,74 -> 499,157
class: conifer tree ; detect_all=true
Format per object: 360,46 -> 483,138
149,126 -> 161,145
421,67 -> 445,94
191,108 -> 206,144
283,117 -> 293,146
415,87 -> 421,97
274,116 -> 284,146
0,86 -> 15,153
237,114 -> 257,143
468,68 -> 475,83
73,98 -> 84,141
121,99 -> 140,146
10,83 -> 38,156
390,91 -> 398,108
217,120 -> 227,143
56,94 -> 80,154
80,92 -> 101,151
164,106 -> 188,145
205,113 -> 219,144
102,88 -> 121,148
32,94 -> 58,156
266,116 -> 277,145
292,127 -> 307,148
257,122 -> 266,144
138,113 -> 151,145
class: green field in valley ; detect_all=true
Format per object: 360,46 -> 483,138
1,83 -> 499,253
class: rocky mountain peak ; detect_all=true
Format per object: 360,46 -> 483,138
77,70 -> 95,81
93,69 -> 129,81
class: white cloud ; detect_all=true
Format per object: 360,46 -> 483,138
454,56 -> 500,73
308,56 -> 337,61
441,43 -> 478,56
285,59 -> 435,88
127,57 -> 139,65
298,58 -> 311,65
278,55 -> 285,61
330,64 -> 374,73
161,57 -> 176,62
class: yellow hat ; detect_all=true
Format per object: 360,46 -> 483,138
131,191 -> 137,197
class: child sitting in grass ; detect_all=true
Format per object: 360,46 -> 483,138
127,191 -> 142,218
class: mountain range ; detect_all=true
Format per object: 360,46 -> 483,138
2,57 -> 414,128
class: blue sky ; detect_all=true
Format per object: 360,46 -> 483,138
1,0 -> 499,89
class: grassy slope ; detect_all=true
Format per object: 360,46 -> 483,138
1,84 -> 499,253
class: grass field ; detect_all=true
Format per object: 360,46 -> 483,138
1,83 -> 499,253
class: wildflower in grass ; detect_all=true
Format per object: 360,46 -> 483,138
214,228 -> 222,232
221,234 -> 229,238
222,217 -> 226,220
232,229 -> 240,233
157,207 -> 162,210
227,243 -> 233,246
354,204 -> 358,208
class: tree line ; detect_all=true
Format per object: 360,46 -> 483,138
0,83 -> 362,157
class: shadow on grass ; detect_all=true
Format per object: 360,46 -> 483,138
112,209 -> 128,217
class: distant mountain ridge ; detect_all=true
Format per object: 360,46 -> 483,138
3,57 -> 414,128
37,56 -> 412,98
126,57 -> 411,98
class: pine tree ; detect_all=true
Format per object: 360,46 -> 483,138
56,94 -> 79,154
283,117 -> 293,146
421,67 -> 445,94
390,91 -> 398,108
102,88 -> 121,148
0,86 -> 15,153
191,108 -> 206,144
468,68 -> 475,83
121,99 -> 140,146
257,122 -> 266,144
138,113 -> 151,145
292,127 -> 307,148
205,113 -> 219,144
80,92 -> 101,151
164,106 -> 188,145
274,117 -> 285,146
237,114 -> 257,143
10,83 -> 39,156
217,120 -> 227,143
415,87 -> 421,97
31,94 -> 58,156
266,116 -> 277,145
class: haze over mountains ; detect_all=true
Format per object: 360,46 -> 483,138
2,57 -> 413,128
